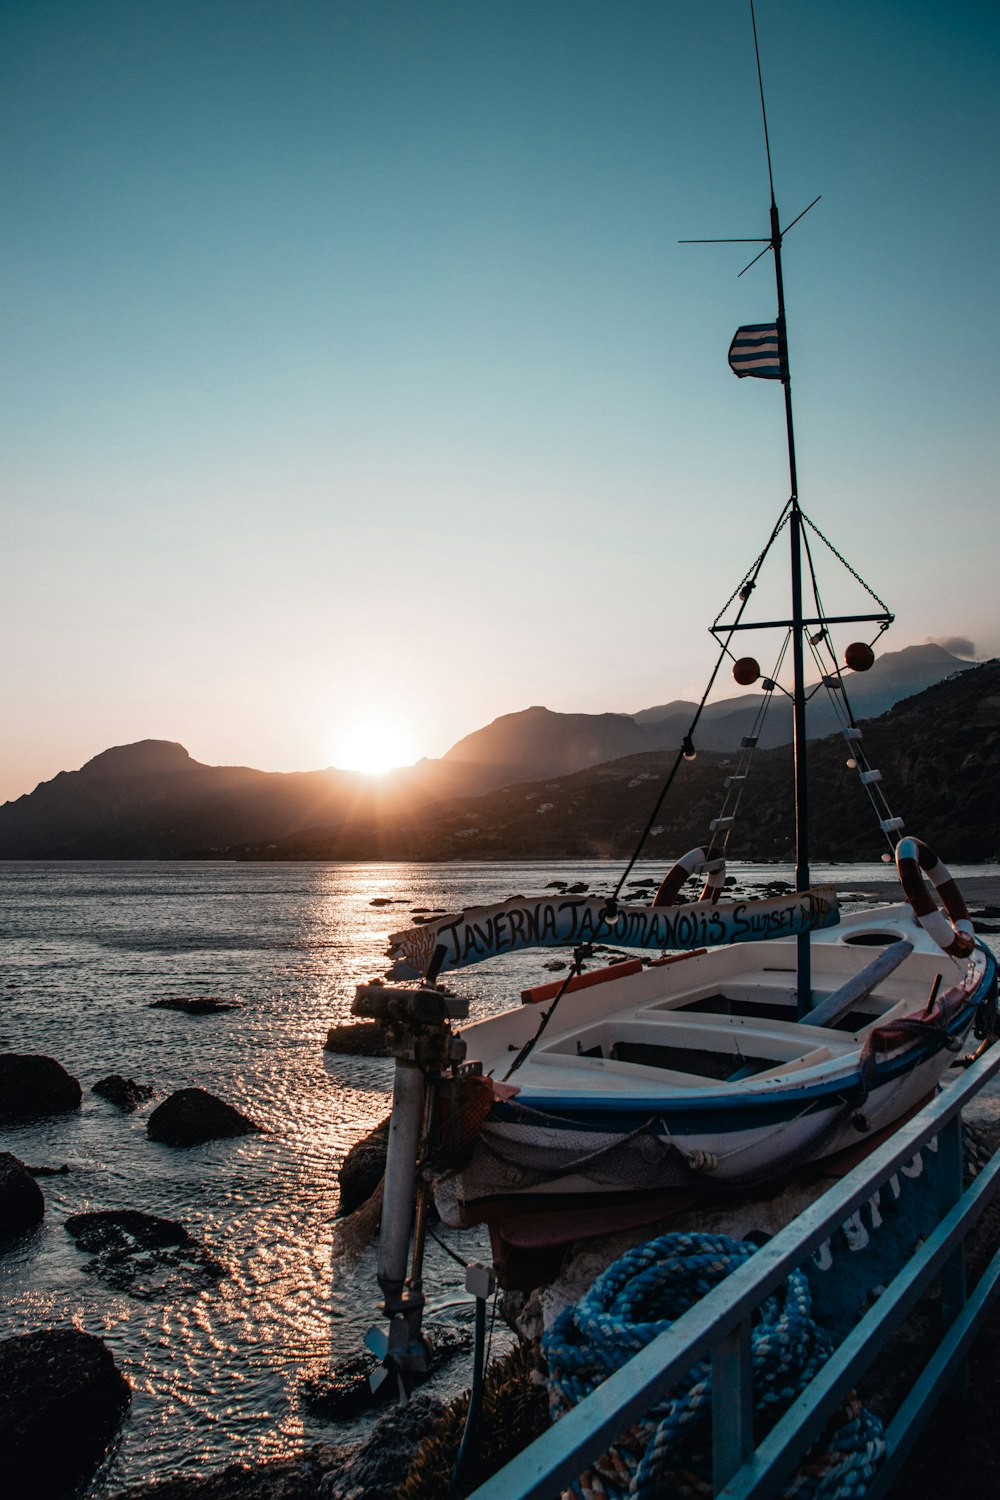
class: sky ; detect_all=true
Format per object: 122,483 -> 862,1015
2,0 -> 999,801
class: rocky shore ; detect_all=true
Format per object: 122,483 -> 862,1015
0,1053 -> 266,1497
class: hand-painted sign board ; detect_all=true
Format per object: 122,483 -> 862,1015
386,888 -> 839,980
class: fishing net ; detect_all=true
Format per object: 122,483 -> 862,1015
431,1101 -> 701,1226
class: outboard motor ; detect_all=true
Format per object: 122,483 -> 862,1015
351,981 -> 469,1401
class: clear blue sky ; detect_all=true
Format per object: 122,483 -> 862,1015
3,1 -> 998,798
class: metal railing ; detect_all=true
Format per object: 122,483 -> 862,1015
468,1044 -> 1000,1500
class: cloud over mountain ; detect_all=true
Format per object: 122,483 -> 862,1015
925,635 -> 976,658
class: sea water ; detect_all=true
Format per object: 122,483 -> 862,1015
0,859 -> 996,1491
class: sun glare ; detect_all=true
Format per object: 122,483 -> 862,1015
332,717 -> 417,775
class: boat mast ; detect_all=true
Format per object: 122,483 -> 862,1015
752,1 -> 812,1012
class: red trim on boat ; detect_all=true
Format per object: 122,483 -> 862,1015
520,958 -> 643,1005
650,947 -> 707,967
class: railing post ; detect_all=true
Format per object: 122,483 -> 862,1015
712,1317 -> 754,1489
936,1112 -> 968,1393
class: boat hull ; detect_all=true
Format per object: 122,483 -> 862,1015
430,905 -> 995,1221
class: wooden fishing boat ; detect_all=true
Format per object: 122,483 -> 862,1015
360,870 -> 993,1223
354,855 -> 994,1396
349,19 -> 998,1394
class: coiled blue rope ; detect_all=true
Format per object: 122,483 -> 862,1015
541,1232 -> 884,1500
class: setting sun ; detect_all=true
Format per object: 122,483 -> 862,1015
332,717 -> 417,775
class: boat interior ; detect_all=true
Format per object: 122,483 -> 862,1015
467,904 -> 977,1094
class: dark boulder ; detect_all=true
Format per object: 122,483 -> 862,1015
299,1329 -> 467,1422
0,1154 -> 45,1242
109,1442 -> 354,1498
66,1208 -> 189,1255
65,1210 -> 225,1300
334,1393 -> 444,1495
0,1054 -> 81,1125
324,1021 -> 389,1058
93,1074 -> 155,1112
337,1117 -> 389,1215
150,996 -> 242,1015
147,1088 -> 262,1148
0,1328 -> 130,1500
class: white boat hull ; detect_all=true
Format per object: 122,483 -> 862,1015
431,903 -> 994,1221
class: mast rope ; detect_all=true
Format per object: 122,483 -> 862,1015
606,490 -> 898,915
683,634 -> 791,883
711,501 -> 792,632
502,944 -> 590,1081
800,510 -> 893,622
799,522 -> 902,856
508,505 -> 797,1076
610,501 -> 794,904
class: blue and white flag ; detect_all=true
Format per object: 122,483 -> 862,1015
728,322 -> 784,379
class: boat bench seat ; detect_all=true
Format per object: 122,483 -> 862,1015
536,1012 -> 854,1087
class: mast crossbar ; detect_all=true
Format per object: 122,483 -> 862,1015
712,612 -> 893,634
679,237 -> 770,244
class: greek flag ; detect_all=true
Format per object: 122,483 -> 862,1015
728,322 -> 784,379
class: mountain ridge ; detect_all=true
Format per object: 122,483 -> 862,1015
435,643 -> 973,789
241,659 -> 1000,865
0,645 -> 982,859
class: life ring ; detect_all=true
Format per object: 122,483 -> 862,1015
895,837 -> 975,958
653,847 -> 726,907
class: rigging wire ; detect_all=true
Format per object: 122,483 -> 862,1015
502,944 -> 589,1081
699,633 -> 791,870
711,502 -> 792,632
504,505 -> 796,1079
799,520 -> 902,856
427,1224 -> 471,1270
800,509 -> 893,623
611,500 -> 794,904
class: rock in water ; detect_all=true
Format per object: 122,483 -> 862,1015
0,1154 -> 45,1243
0,1054 -> 82,1125
324,1021 -> 389,1057
93,1074 -> 154,1112
147,1087 -> 262,1147
337,1117 -> 389,1215
300,1330 -> 468,1422
110,1443 -> 355,1498
149,996 -> 241,1015
337,1395 -> 445,1495
67,1208 -> 192,1254
65,1210 -> 225,1300
0,1328 -> 130,1500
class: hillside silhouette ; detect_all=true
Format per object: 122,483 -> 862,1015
0,654 -> 994,862
239,661 -> 1000,865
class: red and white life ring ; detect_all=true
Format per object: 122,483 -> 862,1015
653,847 -> 726,908
895,837 -> 975,958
